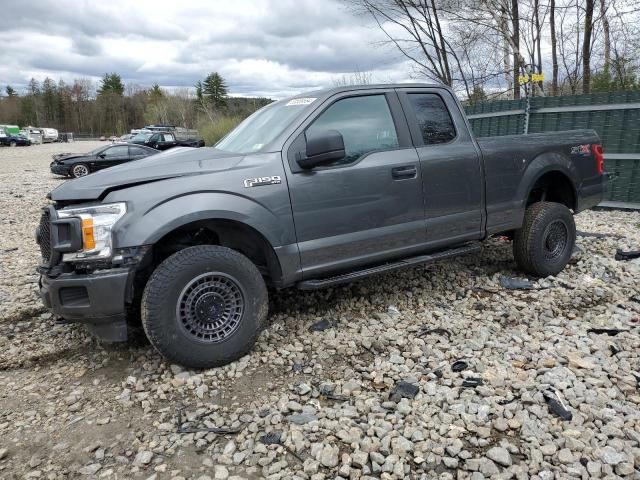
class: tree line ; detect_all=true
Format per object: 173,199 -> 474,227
0,72 -> 271,141
349,0 -> 640,101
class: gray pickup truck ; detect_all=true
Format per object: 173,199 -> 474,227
36,84 -> 605,368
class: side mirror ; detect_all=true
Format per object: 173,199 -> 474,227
98,153 -> 106,158
298,130 -> 345,170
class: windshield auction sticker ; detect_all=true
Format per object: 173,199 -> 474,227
286,97 -> 317,106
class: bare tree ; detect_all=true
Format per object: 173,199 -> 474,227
550,0 -> 559,94
556,0 -> 583,94
582,0 -> 595,92
333,70 -> 375,86
347,0 -> 493,98
500,8 -> 513,93
600,0 -> 610,72
511,0 -> 521,98
346,0 -> 640,99
443,0 -> 530,98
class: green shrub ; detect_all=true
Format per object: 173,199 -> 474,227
198,116 -> 242,146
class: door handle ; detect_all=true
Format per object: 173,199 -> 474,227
391,165 -> 417,180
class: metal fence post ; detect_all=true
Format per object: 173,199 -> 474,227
523,95 -> 530,134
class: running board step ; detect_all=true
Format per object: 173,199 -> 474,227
297,243 -> 482,290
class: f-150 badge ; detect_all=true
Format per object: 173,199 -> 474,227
244,176 -> 282,188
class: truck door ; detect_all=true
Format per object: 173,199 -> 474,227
284,90 -> 426,278
397,88 -> 483,246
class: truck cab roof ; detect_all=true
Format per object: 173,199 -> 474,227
284,83 -> 445,103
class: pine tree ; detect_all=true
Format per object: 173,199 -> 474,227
25,78 -> 42,125
98,73 -> 125,96
150,83 -> 164,101
202,72 -> 228,109
5,86 -> 17,97
42,77 -> 57,124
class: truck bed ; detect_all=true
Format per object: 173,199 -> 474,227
477,129 -> 603,234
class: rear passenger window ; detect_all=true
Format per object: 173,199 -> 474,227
408,93 -> 456,145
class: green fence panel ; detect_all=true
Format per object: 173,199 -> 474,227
464,90 -> 640,203
607,158 -> 640,203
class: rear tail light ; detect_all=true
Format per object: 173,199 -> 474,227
592,144 -> 604,175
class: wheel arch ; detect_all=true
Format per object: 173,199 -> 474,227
518,152 -> 579,211
126,216 -> 284,325
150,217 -> 283,285
525,170 -> 577,210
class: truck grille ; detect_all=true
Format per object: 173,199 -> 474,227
38,209 -> 52,264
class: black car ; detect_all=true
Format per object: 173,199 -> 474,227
130,131 -> 205,151
50,143 -> 157,178
0,134 -> 31,147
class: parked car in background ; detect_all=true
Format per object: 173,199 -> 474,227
0,124 -> 20,137
21,127 -> 43,144
50,143 -> 158,178
58,132 -> 74,143
41,128 -> 59,143
143,124 -> 177,132
119,134 -> 136,142
0,134 -> 31,147
131,130 -> 205,150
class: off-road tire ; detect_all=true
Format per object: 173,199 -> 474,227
71,163 -> 90,178
513,201 -> 576,277
141,245 -> 268,368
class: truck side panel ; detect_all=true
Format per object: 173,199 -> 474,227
104,152 -> 302,283
478,129 -> 602,235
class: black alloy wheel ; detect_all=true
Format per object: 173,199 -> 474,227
176,272 -> 245,343
141,245 -> 268,368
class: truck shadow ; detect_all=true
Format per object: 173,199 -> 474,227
267,247 -> 495,321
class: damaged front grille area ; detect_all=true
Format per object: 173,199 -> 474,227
37,208 -> 52,264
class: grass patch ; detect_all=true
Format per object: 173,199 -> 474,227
198,116 -> 243,146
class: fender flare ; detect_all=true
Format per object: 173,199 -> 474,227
114,191 -> 291,249
515,152 -> 579,209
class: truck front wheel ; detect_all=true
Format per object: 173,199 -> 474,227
141,245 -> 268,368
513,202 -> 576,277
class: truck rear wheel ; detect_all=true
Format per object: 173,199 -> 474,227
513,202 -> 576,277
141,245 -> 268,368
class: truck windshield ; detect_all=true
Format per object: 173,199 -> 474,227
216,99 -> 312,154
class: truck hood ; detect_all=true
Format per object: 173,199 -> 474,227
50,147 -> 244,201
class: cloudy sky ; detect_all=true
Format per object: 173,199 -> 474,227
0,0 -> 414,98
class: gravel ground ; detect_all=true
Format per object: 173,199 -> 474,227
0,142 -> 639,480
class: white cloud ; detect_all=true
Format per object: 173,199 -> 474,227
0,0 -> 415,98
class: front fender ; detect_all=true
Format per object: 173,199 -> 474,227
112,191 -> 296,249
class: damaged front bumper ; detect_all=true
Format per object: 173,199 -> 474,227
40,267 -> 131,341
49,163 -> 70,176
38,245 -> 151,342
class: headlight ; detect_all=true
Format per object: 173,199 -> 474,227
58,202 -> 127,262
